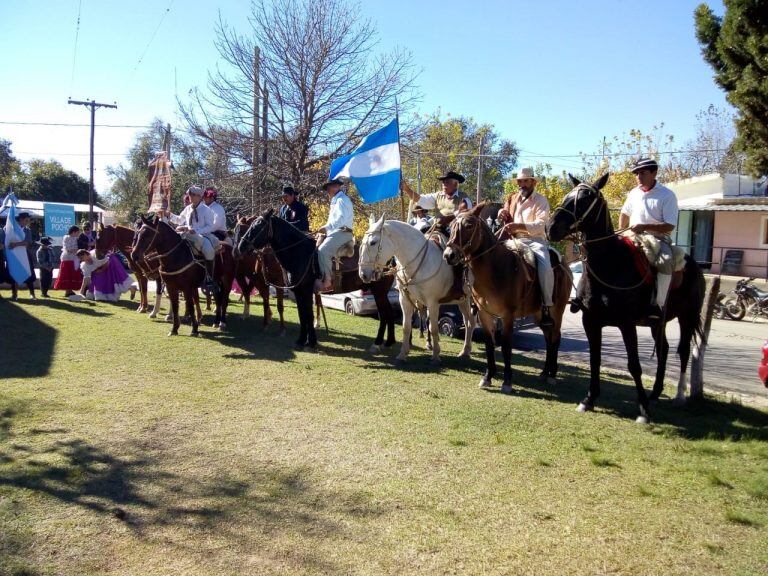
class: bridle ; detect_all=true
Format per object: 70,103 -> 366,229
447,214 -> 496,264
551,184 -> 605,237
136,220 -> 198,276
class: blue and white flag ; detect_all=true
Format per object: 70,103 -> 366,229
2,193 -> 32,284
329,118 -> 401,204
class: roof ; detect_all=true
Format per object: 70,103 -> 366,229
0,199 -> 105,218
680,204 -> 768,212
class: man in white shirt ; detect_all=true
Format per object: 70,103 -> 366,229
166,185 -> 219,293
619,158 -> 679,320
315,178 -> 354,292
409,204 -> 434,233
203,187 -> 228,241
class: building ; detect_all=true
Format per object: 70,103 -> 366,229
669,173 -> 768,278
0,199 -> 106,246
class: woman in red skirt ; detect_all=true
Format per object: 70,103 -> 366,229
54,225 -> 83,296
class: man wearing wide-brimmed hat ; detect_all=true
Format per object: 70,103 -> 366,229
619,157 -> 679,320
401,170 -> 472,217
315,178 -> 354,292
498,167 -> 555,328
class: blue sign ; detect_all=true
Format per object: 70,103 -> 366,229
44,203 -> 76,239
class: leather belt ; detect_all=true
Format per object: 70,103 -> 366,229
339,227 -> 353,233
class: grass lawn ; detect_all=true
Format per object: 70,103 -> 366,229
1,289 -> 767,575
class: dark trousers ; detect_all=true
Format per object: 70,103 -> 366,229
40,269 -> 53,295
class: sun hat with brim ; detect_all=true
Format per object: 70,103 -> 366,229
437,171 -> 465,183
321,178 -> 344,191
282,185 -> 297,196
186,185 -> 204,197
15,211 -> 30,220
515,167 -> 538,181
630,158 -> 659,173
40,236 -> 52,245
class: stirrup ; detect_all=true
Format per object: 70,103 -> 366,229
540,306 -> 555,329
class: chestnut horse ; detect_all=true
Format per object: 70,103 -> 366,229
132,215 -> 235,335
233,214 -> 286,333
444,204 -> 572,394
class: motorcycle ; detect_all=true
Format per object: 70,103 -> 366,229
713,291 -> 730,320
724,277 -> 768,321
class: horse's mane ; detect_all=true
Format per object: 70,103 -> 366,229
269,212 -> 314,244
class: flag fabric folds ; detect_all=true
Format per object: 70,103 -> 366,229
2,193 -> 32,284
329,118 -> 401,204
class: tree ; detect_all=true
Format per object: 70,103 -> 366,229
683,105 -> 743,175
695,2 -> 768,176
13,159 -> 92,204
0,139 -> 20,191
402,114 -> 519,204
180,0 -> 419,203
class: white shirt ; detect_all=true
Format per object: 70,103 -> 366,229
621,182 -> 679,228
80,250 -> 109,279
207,201 -> 227,233
325,191 -> 354,233
169,202 -> 215,235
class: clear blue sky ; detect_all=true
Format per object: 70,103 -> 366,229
0,0 -> 728,194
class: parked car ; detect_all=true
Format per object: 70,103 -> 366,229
569,260 -> 582,300
760,340 -> 768,388
433,304 -> 535,341
320,288 -> 400,316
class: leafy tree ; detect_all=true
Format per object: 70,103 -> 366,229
13,159 -> 92,204
683,105 -> 743,175
695,1 -> 768,176
0,139 -> 20,191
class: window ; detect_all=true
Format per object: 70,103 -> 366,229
761,215 -> 768,249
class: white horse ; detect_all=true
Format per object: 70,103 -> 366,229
359,215 -> 475,366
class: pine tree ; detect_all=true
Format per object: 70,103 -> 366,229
694,1 -> 768,176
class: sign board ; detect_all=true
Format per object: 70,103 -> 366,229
148,151 -> 172,212
44,203 -> 76,240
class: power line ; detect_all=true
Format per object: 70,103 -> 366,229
0,121 -> 152,128
68,0 -> 83,96
15,151 -> 127,156
126,0 -> 175,81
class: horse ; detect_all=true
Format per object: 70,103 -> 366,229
132,216 -> 235,336
545,173 -> 705,423
96,223 -> 165,318
233,214 -> 287,334
359,215 -> 474,365
443,203 -> 572,394
238,209 -> 397,352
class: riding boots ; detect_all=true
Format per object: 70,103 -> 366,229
540,306 -> 555,329
203,260 -> 219,295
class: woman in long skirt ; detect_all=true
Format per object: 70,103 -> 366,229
54,226 -> 83,296
76,249 -> 134,302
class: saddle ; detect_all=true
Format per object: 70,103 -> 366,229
620,235 -> 685,289
331,241 -> 358,292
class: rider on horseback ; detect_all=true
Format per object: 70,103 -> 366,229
497,167 -> 556,329
166,185 -> 219,294
315,178 -> 354,293
279,185 -> 310,232
401,170 -> 472,218
202,187 -> 228,243
619,157 -> 679,321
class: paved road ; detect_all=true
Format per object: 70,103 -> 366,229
514,310 -> 768,401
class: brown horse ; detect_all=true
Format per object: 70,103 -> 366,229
132,216 -> 235,335
233,214 -> 287,334
444,204 -> 572,393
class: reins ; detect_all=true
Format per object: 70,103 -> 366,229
137,222 -> 204,277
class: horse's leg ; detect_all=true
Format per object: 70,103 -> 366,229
186,288 -> 200,336
457,297 -> 474,359
194,292 -> 203,324
294,288 -> 309,349
674,320 -> 695,406
370,283 -> 389,353
219,275 -> 231,331
541,322 -> 562,385
499,315 -> 516,394
396,295 -> 415,365
277,289 -> 286,336
578,314 -> 602,412
649,326 -> 670,402
138,275 -> 148,312
427,300 -> 441,366
167,287 -> 180,336
478,309 -> 496,389
618,323 -> 650,424
314,292 -> 321,330
205,291 -> 212,311
150,278 -> 162,319
385,295 -> 396,348
237,270 -> 251,318
306,288 -> 318,349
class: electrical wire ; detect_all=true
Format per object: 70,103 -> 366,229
126,0 -> 175,81
68,0 -> 83,96
0,121 -> 153,128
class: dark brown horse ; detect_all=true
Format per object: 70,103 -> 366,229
546,174 -> 705,423
132,216 -> 235,335
233,214 -> 287,334
444,203 -> 572,393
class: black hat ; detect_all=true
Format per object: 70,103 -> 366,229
321,178 -> 344,191
40,236 -> 52,246
437,171 -> 465,183
15,211 -> 30,220
630,158 -> 659,174
282,185 -> 297,196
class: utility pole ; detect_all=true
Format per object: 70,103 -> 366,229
164,123 -> 171,161
252,46 -> 261,214
261,80 -> 268,199
476,134 -> 485,205
68,98 -> 117,225
416,147 -> 422,196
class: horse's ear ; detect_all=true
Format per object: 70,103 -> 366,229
140,214 -> 149,225
468,203 -> 485,216
369,213 -> 376,226
594,172 -> 610,191
568,173 -> 582,187
236,212 -> 240,222
263,208 -> 274,218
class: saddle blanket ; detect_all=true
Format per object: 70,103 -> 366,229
624,232 -> 686,273
503,238 -> 537,269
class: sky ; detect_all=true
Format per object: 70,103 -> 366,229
0,0 -> 729,196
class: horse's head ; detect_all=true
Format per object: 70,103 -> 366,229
359,214 -> 393,283
546,173 -> 610,242
237,208 -> 274,256
131,214 -> 161,261
232,213 -> 257,258
443,204 -> 488,266
94,223 -> 114,259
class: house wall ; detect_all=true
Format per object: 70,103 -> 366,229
667,173 -> 722,201
710,211 -> 768,277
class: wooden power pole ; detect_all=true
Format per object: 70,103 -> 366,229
252,47 -> 261,213
67,98 -> 117,225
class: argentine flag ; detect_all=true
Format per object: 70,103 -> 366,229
2,193 -> 32,285
329,118 -> 401,204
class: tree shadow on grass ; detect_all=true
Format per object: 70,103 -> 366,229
0,302 -> 58,379
0,406 -> 386,574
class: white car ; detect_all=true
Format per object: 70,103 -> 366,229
569,260 -> 583,300
320,288 -> 401,316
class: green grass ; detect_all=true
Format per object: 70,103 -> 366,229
2,290 -> 768,575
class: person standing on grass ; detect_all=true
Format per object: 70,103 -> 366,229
54,225 -> 84,297
7,211 -> 37,301
36,236 -> 54,297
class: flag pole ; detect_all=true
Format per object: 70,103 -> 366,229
395,99 -> 406,222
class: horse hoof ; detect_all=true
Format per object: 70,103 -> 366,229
457,352 -> 471,360
219,323 -> 227,332
577,403 -> 594,413
478,378 -> 492,389
164,314 -> 172,322
149,312 -> 157,319
167,331 -> 177,337
303,346 -> 318,353
369,344 -> 382,354
212,321 -> 220,328
672,396 -> 687,407
636,415 -> 650,425
394,357 -> 406,366
426,343 -> 433,351
545,376 -> 557,386
501,384 -> 513,395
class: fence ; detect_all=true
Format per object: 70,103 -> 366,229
678,244 -> 768,280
